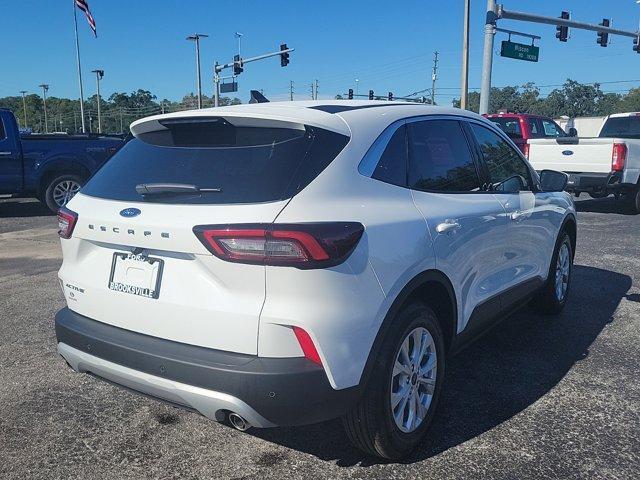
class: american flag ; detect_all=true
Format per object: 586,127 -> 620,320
75,0 -> 97,37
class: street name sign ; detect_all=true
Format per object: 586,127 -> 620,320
500,40 -> 539,62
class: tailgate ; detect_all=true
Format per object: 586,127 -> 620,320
58,194 -> 287,355
527,138 -> 614,173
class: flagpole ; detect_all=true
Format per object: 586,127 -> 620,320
73,0 -> 86,133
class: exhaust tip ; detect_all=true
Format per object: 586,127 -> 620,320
228,412 -> 251,432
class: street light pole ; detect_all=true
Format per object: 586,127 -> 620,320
19,90 -> 28,128
91,69 -> 104,133
39,84 -> 49,133
355,78 -> 359,96
479,0 -> 497,114
186,33 -> 209,109
460,0 -> 470,110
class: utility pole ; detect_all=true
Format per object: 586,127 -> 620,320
39,84 -> 49,133
355,78 -> 359,96
289,80 -> 294,100
431,51 -> 439,105
314,79 -> 319,100
119,108 -> 123,133
186,33 -> 209,109
19,90 -> 28,128
91,69 -> 104,133
460,0 -> 470,109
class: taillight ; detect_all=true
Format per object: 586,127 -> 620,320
612,143 -> 627,172
57,207 -> 78,239
292,326 -> 322,365
523,142 -> 530,160
193,222 -> 364,269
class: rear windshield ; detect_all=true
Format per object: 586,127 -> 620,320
599,116 -> 640,139
488,117 -> 522,139
81,119 -> 349,204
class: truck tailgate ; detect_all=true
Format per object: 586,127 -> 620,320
527,138 -> 614,173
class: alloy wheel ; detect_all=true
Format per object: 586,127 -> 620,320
52,180 -> 81,207
390,327 -> 437,433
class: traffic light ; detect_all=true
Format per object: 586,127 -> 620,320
280,44 -> 290,67
368,90 -> 374,100
388,92 -> 393,101
556,11 -> 569,42
597,19 -> 610,47
233,54 -> 243,75
348,88 -> 354,100
634,35 -> 640,54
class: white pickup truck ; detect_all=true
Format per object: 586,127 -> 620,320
527,112 -> 640,213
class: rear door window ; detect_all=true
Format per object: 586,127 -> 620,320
81,119 -> 349,204
489,118 -> 522,140
407,120 -> 482,192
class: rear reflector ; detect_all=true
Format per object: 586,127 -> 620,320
612,143 -> 627,172
193,222 -> 364,269
292,326 -> 322,365
57,207 -> 78,239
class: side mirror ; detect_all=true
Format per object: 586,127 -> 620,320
567,127 -> 577,137
539,169 -> 568,192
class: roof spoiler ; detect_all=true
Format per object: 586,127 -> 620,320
249,90 -> 269,104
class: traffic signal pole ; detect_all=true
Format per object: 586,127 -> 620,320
214,45 -> 294,107
479,2 -> 640,114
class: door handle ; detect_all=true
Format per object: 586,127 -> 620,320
436,219 -> 461,234
0,151 -> 13,156
510,210 -> 526,221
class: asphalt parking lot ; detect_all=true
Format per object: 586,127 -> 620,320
0,197 -> 638,480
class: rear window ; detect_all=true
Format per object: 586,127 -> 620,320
81,119 -> 349,204
489,117 -> 522,139
599,116 -> 640,139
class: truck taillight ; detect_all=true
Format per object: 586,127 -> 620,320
523,142 -> 530,160
612,143 -> 627,172
193,222 -> 364,269
57,207 -> 78,239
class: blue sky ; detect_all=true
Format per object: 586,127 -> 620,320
3,0 -> 640,105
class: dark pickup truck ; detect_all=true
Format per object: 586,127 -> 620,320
0,109 -> 124,211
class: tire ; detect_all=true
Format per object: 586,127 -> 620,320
342,302 -> 445,460
623,185 -> 640,215
43,174 -> 83,212
530,231 -> 573,315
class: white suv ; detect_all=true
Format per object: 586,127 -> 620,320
55,101 -> 576,459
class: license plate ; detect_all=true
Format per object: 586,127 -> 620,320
108,252 -> 164,299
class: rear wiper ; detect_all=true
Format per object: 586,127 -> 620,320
135,183 -> 222,196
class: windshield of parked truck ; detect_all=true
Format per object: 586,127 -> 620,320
599,116 -> 640,139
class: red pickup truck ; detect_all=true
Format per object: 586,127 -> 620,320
484,112 -> 574,158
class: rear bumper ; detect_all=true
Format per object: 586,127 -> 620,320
565,171 -> 634,194
55,307 -> 361,427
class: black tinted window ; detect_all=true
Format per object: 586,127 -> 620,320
408,120 -> 481,192
470,124 -> 531,193
372,125 -> 407,186
599,116 -> 640,139
82,122 -> 349,204
489,117 -> 522,139
0,118 -> 5,140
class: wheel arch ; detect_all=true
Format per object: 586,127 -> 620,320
561,213 -> 577,260
359,269 -> 458,388
37,161 -> 91,198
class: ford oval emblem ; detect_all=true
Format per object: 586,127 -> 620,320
562,150 -> 574,156
120,208 -> 141,218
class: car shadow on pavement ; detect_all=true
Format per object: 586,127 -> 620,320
0,199 -> 54,218
249,264 -> 631,467
575,197 -> 636,215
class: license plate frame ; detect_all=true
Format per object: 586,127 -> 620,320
108,252 -> 164,299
